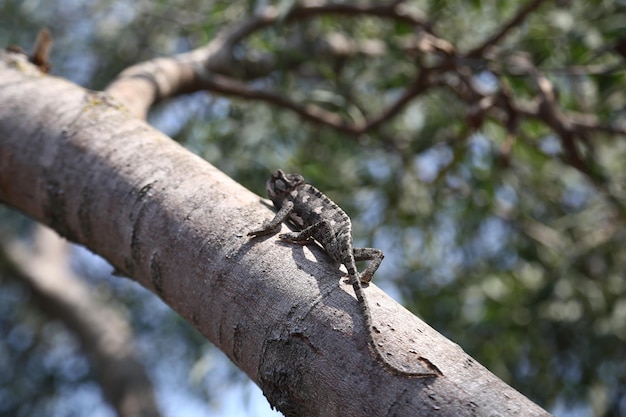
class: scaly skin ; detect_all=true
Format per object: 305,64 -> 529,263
248,169 -> 439,378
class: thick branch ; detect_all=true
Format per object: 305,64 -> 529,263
0,51 -> 551,417
105,1 -> 435,127
2,225 -> 161,417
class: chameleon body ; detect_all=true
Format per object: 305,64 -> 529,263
248,169 -> 438,378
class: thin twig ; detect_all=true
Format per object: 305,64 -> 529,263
466,0 -> 549,58
196,72 -> 361,134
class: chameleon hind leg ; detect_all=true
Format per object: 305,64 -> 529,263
353,248 -> 384,284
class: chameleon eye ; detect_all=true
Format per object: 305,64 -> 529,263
274,180 -> 287,192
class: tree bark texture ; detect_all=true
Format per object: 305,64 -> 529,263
0,51 -> 551,416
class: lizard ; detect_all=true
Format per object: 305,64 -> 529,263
248,169 -> 440,378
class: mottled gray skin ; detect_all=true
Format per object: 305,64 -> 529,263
248,169 -> 438,378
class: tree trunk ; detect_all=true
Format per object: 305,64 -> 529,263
0,50 -> 551,416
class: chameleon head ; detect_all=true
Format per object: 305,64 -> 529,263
267,169 -> 304,207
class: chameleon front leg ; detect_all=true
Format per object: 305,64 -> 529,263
248,201 -> 294,237
353,248 -> 384,284
278,219 -> 335,245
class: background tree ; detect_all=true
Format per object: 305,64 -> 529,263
1,0 -> 625,416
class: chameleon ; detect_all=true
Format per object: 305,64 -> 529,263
248,169 -> 440,378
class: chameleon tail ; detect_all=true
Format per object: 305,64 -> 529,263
347,264 -> 440,378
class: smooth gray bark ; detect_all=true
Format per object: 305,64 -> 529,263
0,51 -> 551,417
